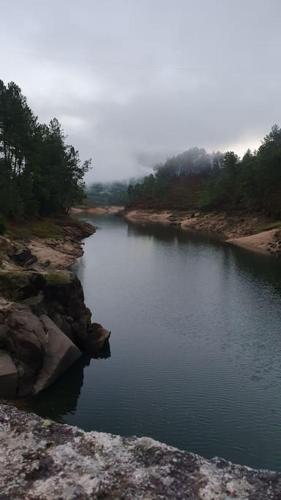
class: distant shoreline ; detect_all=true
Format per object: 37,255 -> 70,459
71,206 -> 123,215
123,208 -> 281,257
72,205 -> 281,257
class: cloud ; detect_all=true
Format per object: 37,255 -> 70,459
1,0 -> 281,181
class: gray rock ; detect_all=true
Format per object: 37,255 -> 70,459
0,271 -> 110,396
9,247 -> 37,266
34,315 -> 81,394
0,351 -> 17,397
0,404 -> 280,499
5,304 -> 47,395
86,322 -> 111,354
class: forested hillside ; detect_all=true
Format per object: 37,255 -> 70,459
87,182 -> 128,206
0,81 -> 90,219
128,127 -> 281,218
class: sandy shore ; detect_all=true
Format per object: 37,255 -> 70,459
124,209 -> 281,257
71,205 -> 123,215
227,229 -> 281,255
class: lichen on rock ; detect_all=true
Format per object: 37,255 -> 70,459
0,404 -> 280,499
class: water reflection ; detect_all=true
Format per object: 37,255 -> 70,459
26,214 -> 281,471
18,356 -> 89,421
128,219 -> 281,294
127,220 -> 223,246
19,341 -> 111,421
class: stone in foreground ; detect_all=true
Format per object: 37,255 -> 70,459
0,405 -> 280,499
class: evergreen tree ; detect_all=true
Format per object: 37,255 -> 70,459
0,81 -> 91,219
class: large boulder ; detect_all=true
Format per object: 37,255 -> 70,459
1,303 -> 46,395
0,301 -> 82,396
0,260 -> 110,397
0,269 -> 109,357
34,315 -> 81,394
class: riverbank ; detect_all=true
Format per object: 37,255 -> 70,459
124,209 -> 281,256
1,403 -> 280,499
71,205 -> 123,215
0,216 -> 110,397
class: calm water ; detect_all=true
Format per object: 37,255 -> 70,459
27,215 -> 281,471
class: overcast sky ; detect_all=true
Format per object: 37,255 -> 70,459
1,0 -> 281,182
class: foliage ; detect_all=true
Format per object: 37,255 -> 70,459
127,148 -> 222,210
127,127 -> 281,217
0,81 -> 91,218
87,181 -> 129,206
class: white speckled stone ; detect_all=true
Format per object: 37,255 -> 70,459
0,404 -> 280,499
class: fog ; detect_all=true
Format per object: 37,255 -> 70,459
1,0 -> 281,182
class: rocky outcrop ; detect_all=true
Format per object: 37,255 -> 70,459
33,315 -> 81,394
0,218 -> 110,397
0,404 -> 280,499
0,299 -> 84,396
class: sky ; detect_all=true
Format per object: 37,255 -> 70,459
1,0 -> 281,183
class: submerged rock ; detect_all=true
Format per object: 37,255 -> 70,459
0,404 -> 280,499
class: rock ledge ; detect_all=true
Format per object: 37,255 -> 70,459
0,404 -> 280,499
0,218 -> 110,396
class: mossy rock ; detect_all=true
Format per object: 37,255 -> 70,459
0,271 -> 44,301
0,270 -> 73,301
44,271 -> 74,286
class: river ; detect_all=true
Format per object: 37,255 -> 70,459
28,214 -> 281,471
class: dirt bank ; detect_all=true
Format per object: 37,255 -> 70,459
124,209 -> 281,257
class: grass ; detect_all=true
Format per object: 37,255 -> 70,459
44,271 -> 73,286
6,218 -> 64,240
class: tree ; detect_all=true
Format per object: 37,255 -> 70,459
0,81 -> 91,218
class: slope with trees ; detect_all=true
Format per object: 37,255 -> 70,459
127,128 -> 281,219
0,81 -> 90,222
87,181 -> 129,206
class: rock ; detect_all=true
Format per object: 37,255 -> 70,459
85,322 -> 111,354
0,270 -> 109,397
0,270 -> 46,301
0,301 -> 82,396
5,305 -> 47,395
34,315 -> 81,394
9,247 -> 37,266
0,404 -> 281,499
0,270 -> 109,355
0,217 -> 109,397
0,350 -> 17,397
